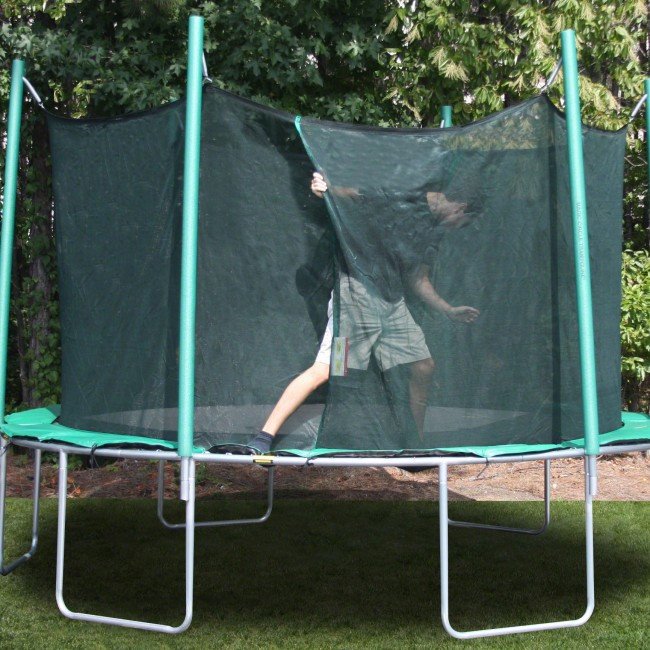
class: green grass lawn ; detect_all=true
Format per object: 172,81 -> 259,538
0,498 -> 648,649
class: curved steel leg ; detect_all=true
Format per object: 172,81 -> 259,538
439,459 -> 595,638
157,460 -> 275,529
56,452 -> 196,633
448,460 -> 551,535
0,438 -> 41,575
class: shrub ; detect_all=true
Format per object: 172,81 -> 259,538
621,248 -> 650,411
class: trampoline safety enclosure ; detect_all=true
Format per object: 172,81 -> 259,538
0,16 -> 649,640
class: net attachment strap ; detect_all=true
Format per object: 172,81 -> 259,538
88,443 -> 99,469
474,460 -> 489,480
202,52 -> 212,84
541,58 -> 562,94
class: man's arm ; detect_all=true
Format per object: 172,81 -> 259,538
410,265 -> 479,323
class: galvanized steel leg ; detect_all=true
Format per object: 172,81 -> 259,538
0,438 -> 41,575
56,451 -> 196,633
438,458 -> 595,638
448,460 -> 551,535
157,460 -> 275,529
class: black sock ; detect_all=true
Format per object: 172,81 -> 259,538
249,431 -> 274,453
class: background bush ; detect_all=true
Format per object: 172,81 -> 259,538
622,249 -> 650,410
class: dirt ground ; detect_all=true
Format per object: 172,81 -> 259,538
4,448 -> 649,501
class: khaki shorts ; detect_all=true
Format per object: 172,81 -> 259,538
315,295 -> 335,365
316,277 -> 431,371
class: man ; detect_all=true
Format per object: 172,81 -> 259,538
248,172 -> 479,453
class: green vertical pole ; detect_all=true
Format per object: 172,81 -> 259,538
0,60 -> 25,423
441,105 -> 453,127
177,16 -> 204,467
560,30 -> 600,472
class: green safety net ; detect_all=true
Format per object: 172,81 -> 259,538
39,87 -> 633,456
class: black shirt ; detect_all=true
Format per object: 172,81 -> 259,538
334,190 -> 444,302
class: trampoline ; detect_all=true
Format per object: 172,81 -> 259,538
1,16 -> 649,639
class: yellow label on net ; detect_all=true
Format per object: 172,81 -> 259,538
331,337 -> 349,376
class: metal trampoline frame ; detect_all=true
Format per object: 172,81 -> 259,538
156,459 -> 275,530
1,436 -> 649,636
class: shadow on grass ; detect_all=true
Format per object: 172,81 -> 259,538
3,497 -> 649,635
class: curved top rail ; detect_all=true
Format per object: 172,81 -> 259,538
541,58 -> 562,94
630,93 -> 647,120
22,77 -> 44,108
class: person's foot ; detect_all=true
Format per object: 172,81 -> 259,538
246,431 -> 274,454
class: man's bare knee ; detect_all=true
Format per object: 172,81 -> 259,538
308,362 -> 330,387
412,357 -> 435,380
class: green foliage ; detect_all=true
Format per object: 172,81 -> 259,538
383,0 -> 646,128
0,0 -> 649,412
1,1 -> 188,115
623,134 -> 648,250
41,450 -> 82,469
621,249 -> 650,409
199,0 -> 393,123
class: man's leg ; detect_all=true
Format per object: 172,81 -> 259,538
373,296 -> 435,444
409,357 -> 435,442
262,362 -> 330,435
250,292 -> 334,453
248,362 -> 330,452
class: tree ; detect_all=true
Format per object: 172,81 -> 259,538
1,0 -> 188,408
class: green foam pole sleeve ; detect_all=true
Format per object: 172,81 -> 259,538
0,60 -> 25,423
177,16 -> 204,458
441,105 -> 453,127
561,30 -> 600,456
